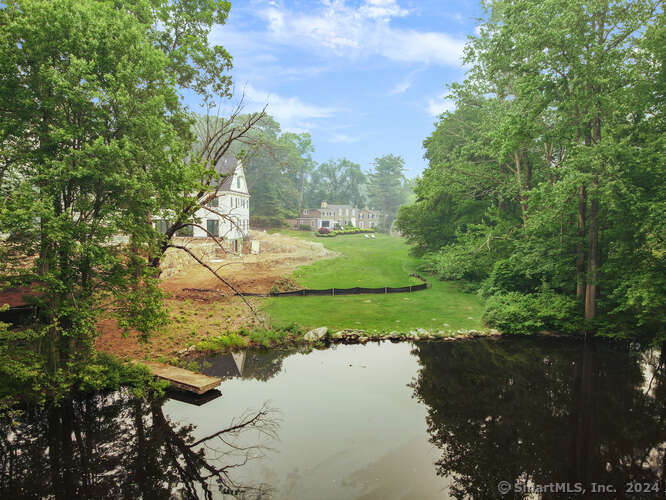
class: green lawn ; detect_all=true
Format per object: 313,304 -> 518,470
263,232 -> 485,333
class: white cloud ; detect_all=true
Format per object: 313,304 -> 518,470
387,68 -> 423,95
388,78 -> 412,95
239,84 -> 339,132
330,133 -> 359,143
360,0 -> 409,19
427,93 -> 456,116
257,0 -> 465,66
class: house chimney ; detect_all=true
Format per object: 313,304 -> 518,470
321,201 -> 327,208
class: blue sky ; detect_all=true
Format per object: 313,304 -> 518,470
194,0 -> 487,178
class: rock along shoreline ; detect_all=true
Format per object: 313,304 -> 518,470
303,326 -> 502,344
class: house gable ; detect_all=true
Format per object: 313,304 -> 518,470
218,160 -> 249,196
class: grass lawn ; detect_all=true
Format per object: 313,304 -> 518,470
263,231 -> 485,332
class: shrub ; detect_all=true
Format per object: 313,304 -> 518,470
298,224 -> 312,231
483,292 -> 545,335
479,259 -> 542,298
483,291 -> 583,335
318,227 -> 330,234
314,227 -> 375,237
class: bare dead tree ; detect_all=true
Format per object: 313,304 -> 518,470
150,89 -> 267,269
148,89 -> 269,322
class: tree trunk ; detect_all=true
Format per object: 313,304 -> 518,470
514,149 -> 528,225
584,181 -> 599,320
576,185 -> 586,299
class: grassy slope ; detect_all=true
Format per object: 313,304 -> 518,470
263,231 -> 484,332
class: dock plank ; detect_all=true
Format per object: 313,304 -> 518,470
139,361 -> 221,395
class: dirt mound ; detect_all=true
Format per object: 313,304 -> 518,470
160,231 -> 336,297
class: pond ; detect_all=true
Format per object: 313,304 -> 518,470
1,337 -> 664,499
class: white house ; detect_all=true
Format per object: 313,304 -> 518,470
155,155 -> 250,252
194,156 -> 250,245
297,201 -> 382,230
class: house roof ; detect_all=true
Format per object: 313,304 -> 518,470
214,155 -> 247,194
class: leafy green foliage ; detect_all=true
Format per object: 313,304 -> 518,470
366,154 -> 409,229
314,228 -> 375,237
0,0 -> 235,395
304,158 -> 367,208
483,292 -> 583,335
230,115 -> 315,217
398,0 -> 664,339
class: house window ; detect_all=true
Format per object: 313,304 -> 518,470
207,219 -> 219,237
321,220 -> 330,228
236,176 -> 241,189
207,196 -> 219,208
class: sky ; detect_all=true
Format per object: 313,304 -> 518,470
190,0 -> 487,178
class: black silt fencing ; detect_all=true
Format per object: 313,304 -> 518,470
183,274 -> 429,298
238,274 -> 429,297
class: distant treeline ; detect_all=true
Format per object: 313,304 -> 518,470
228,115 -> 413,229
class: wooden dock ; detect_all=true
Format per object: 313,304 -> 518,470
139,361 -> 221,395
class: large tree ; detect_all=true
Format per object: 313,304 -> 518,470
0,0 -> 233,392
304,158 -> 367,208
367,154 -> 408,230
397,0 -> 664,338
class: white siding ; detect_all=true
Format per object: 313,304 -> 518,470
191,163 -> 250,240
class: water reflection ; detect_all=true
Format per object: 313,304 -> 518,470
202,348 -> 304,381
0,390 -> 279,499
410,338 -> 666,499
2,339 -> 664,499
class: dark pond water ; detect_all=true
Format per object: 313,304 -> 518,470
1,337 -> 664,499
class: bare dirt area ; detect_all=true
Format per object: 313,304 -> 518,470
160,231 -> 336,299
95,296 -> 263,361
96,231 -> 335,360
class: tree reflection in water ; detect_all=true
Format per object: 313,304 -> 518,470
410,338 -> 665,499
0,390 -> 279,499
